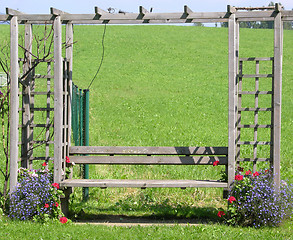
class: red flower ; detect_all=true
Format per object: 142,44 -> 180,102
245,170 -> 251,175
52,183 -> 60,189
265,169 -> 269,173
235,174 -> 243,181
44,203 -> 49,208
42,162 -> 47,167
59,216 -> 68,224
237,166 -> 244,172
217,211 -> 225,218
66,156 -> 70,163
228,196 -> 236,204
253,171 -> 260,177
213,160 -> 220,166
54,202 -> 59,207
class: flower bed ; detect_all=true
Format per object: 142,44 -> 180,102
225,168 -> 293,227
9,165 -> 69,223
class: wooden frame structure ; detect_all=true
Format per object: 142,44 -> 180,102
4,4 -> 292,201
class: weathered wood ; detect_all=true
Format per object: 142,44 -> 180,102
54,15 -> 63,184
238,91 -> 272,95
272,11 -> 283,192
238,141 -> 271,145
253,60 -> 260,172
0,9 -> 291,24
228,13 -> 237,190
6,8 -> 23,15
238,107 -> 272,111
139,6 -> 148,15
60,179 -> 228,188
21,23 -> 33,169
238,158 -> 270,162
50,7 -> 68,15
239,74 -> 273,78
236,6 -> 275,10
69,146 -> 228,155
94,7 -> 108,17
235,11 -> 274,19
69,156 -> 228,165
238,124 -> 271,128
9,15 -> 19,191
184,5 -> 193,15
239,57 -> 274,61
237,17 -> 274,22
66,23 -> 73,164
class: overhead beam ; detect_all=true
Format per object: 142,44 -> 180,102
50,7 -> 68,15
6,8 -> 23,15
94,6 -> 108,17
184,5 -> 193,15
139,6 -> 148,15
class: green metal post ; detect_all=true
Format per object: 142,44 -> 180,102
83,89 -> 90,201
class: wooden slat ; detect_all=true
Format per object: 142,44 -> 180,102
238,17 -> 274,22
69,146 -> 228,155
237,141 -> 271,145
239,57 -> 273,61
60,179 -> 228,188
30,107 -> 54,111
239,74 -> 273,78
69,156 -> 228,165
238,107 -> 272,111
31,91 -> 54,95
238,91 -> 272,95
238,158 -> 270,162
282,16 -> 293,21
238,124 -> 271,128
235,11 -> 274,19
34,74 -> 54,79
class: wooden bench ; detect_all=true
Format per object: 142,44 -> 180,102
60,146 -> 228,189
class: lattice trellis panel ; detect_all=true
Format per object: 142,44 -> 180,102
19,59 -> 70,172
236,57 -> 274,172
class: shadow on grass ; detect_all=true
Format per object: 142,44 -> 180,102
69,201 -> 223,224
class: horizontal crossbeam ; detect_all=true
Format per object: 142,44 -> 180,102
60,179 -> 228,188
69,146 -> 228,155
69,156 -> 228,165
1,9 -> 291,24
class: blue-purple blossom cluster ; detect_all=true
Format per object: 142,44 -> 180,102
228,169 -> 293,227
9,171 -> 57,221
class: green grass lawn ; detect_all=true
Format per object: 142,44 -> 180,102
0,24 -> 293,237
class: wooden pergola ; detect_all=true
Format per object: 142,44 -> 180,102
3,4 -> 292,209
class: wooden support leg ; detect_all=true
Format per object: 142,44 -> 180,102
61,187 -> 72,217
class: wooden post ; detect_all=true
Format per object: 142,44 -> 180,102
9,15 -> 19,192
227,8 -> 238,191
272,5 -> 283,192
54,15 -> 63,184
21,23 -> 33,169
66,22 -> 73,149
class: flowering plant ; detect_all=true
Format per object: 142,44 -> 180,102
226,168 -> 293,227
9,165 -> 69,223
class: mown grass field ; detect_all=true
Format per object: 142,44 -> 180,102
0,24 -> 293,238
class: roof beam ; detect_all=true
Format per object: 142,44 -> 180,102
6,8 -> 23,15
139,6 -> 148,15
94,6 -> 108,17
50,7 -> 68,15
184,5 -> 193,15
